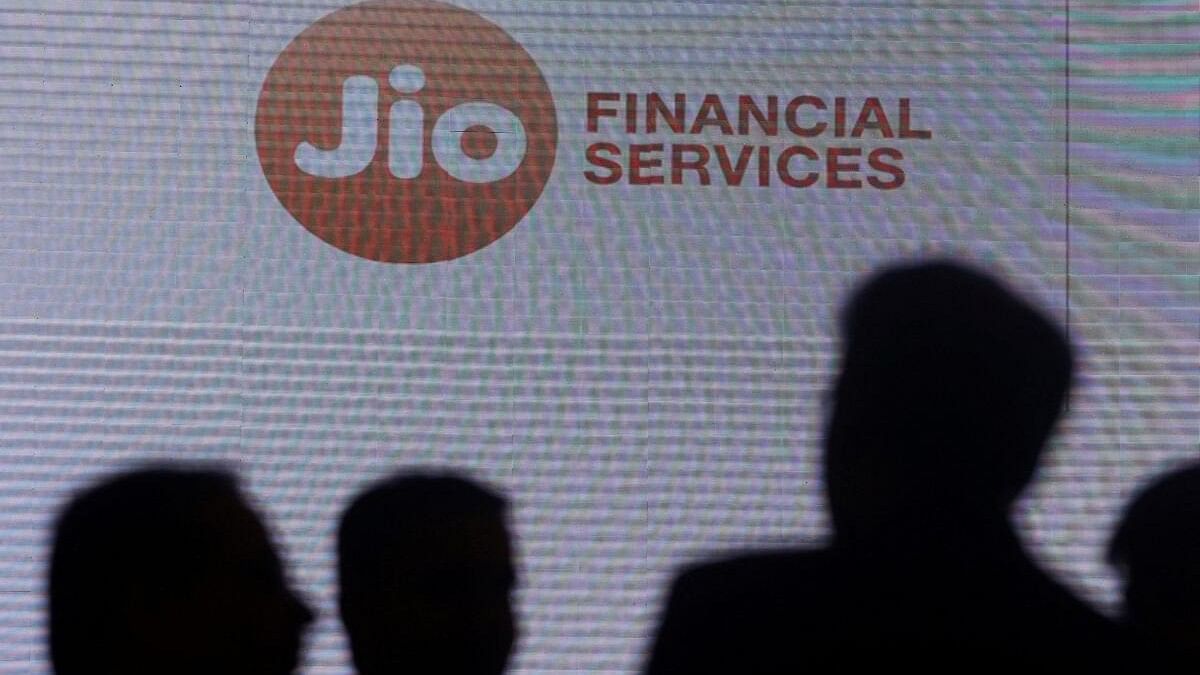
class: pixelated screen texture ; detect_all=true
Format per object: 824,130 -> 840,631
0,1 -> 1195,672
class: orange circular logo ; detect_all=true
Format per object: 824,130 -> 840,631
256,0 -> 557,263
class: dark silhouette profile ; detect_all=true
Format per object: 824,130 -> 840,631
49,467 -> 313,675
1110,462 -> 1200,664
644,260 -> 1133,673
338,472 -> 516,675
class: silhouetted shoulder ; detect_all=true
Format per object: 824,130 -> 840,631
666,549 -> 829,610
645,549 -> 831,675
646,546 -> 1138,674
644,262 -> 1142,674
1109,461 -> 1200,666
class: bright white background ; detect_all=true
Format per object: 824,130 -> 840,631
0,1 -> 1195,672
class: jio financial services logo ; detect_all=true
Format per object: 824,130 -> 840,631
256,0 -> 558,263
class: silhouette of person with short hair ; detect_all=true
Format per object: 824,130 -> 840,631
49,466 -> 313,675
338,472 -> 516,675
1109,462 -> 1200,664
644,260 -> 1132,673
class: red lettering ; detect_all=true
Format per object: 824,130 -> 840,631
851,97 -> 894,138
584,142 -> 622,184
689,95 -> 734,135
867,148 -> 905,189
899,98 -> 932,139
625,93 -> 638,133
715,145 -> 756,186
785,96 -> 827,137
648,93 -> 687,133
758,146 -> 771,186
738,95 -> 778,135
777,146 -> 819,188
586,92 -> 620,133
834,97 -> 847,137
826,147 -> 862,188
629,143 -> 665,185
672,144 -> 711,185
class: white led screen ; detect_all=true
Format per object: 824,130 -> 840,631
0,1 -> 1196,672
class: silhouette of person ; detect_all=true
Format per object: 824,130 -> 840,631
338,472 -> 516,675
1109,462 -> 1200,664
643,260 -> 1133,673
49,466 -> 313,675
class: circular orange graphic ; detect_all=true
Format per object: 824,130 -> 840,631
256,0 -> 557,263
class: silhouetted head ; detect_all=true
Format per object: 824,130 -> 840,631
1109,462 -> 1200,658
825,260 -> 1073,546
338,472 -> 516,675
49,467 -> 313,675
